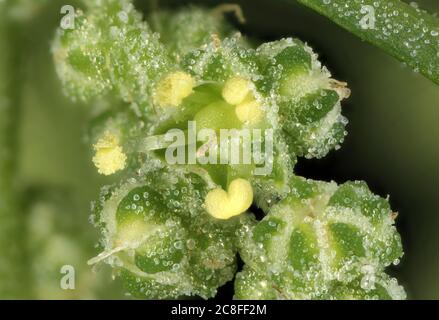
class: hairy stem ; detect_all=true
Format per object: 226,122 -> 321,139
294,0 -> 439,85
0,8 -> 29,298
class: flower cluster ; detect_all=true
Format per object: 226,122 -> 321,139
53,0 -> 404,299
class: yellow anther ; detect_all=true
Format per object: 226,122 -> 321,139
153,71 -> 196,108
235,99 -> 264,124
222,76 -> 251,105
205,178 -> 253,220
92,132 -> 127,176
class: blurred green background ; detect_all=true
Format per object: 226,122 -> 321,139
1,0 -> 438,299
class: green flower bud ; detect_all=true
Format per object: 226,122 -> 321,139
235,265 -> 405,300
52,0 -> 173,113
255,38 -> 350,159
90,163 -> 254,298
326,273 -> 406,300
149,6 -> 236,57
181,35 -> 258,83
236,176 -> 405,299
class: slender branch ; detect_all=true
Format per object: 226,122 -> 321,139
294,0 -> 439,85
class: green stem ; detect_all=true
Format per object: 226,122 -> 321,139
294,0 -> 439,85
0,9 -> 29,298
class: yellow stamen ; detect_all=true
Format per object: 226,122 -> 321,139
153,71 -> 196,108
235,98 -> 263,124
92,132 -> 127,176
205,178 -> 253,220
222,76 -> 250,105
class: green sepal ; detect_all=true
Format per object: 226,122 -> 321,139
255,39 -> 349,159
294,90 -> 340,125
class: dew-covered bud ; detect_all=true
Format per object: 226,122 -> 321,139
52,0 -> 172,113
149,6 -> 236,57
236,176 -> 405,300
181,36 -> 259,83
235,265 -> 406,300
255,38 -> 350,159
90,163 -> 254,299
